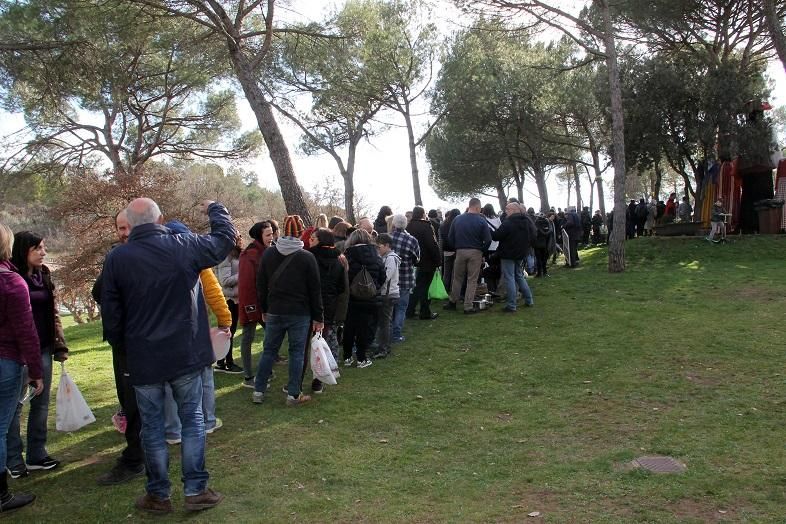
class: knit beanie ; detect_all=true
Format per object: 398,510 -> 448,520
283,215 -> 305,238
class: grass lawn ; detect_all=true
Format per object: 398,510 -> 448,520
11,235 -> 786,522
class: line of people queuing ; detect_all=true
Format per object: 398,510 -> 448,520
0,194 -> 572,514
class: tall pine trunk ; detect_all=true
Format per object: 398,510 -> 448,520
572,162 -> 582,210
600,0 -> 627,273
229,49 -> 312,224
403,108 -> 423,206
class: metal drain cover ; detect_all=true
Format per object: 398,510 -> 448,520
632,456 -> 686,474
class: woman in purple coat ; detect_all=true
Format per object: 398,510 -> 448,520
0,223 -> 43,511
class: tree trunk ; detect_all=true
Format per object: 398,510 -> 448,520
572,162 -> 582,210
533,160 -> 550,212
229,50 -> 312,224
403,107 -> 423,206
495,180 -> 507,211
764,0 -> 786,74
586,167 -> 595,213
653,161 -> 663,199
343,137 -> 359,224
600,0 -> 627,273
589,135 -> 606,218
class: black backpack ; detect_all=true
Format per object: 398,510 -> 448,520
349,265 -> 378,300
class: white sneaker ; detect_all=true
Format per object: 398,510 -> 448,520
206,418 -> 223,434
357,359 -> 373,369
344,358 -> 354,367
252,391 -> 264,404
165,437 -> 181,445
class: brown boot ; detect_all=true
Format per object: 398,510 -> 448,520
184,488 -> 224,511
135,493 -> 173,514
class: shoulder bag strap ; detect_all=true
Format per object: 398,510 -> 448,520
269,252 -> 298,293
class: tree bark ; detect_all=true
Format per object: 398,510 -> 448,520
533,160 -> 550,212
588,134 -> 607,218
764,0 -> 786,74
600,0 -> 627,273
653,161 -> 663,199
572,162 -> 582,210
403,106 -> 423,206
343,136 -> 359,224
495,180 -> 507,211
229,49 -> 312,224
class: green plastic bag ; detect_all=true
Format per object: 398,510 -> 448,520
428,269 -> 449,300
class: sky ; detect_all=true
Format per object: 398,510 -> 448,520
1,0 -> 784,218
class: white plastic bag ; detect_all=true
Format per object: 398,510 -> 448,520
310,334 -> 337,385
210,327 -> 231,360
324,344 -> 340,380
56,362 -> 96,432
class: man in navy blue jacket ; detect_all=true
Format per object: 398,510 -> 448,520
444,198 -> 491,314
101,198 -> 235,515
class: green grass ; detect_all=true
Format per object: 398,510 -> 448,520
12,235 -> 786,522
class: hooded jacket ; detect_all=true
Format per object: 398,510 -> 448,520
406,219 -> 440,272
101,202 -> 235,386
344,243 -> 386,305
310,244 -> 346,323
0,260 -> 43,379
256,237 -> 324,322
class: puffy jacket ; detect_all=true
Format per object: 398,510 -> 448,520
492,213 -> 537,260
216,252 -> 239,301
200,268 -> 230,327
344,244 -> 386,305
406,219 -> 440,272
101,203 -> 235,386
238,241 -> 265,324
310,245 -> 346,323
0,260 -> 43,379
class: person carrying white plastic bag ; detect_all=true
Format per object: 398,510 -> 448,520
310,333 -> 337,386
55,362 -> 95,432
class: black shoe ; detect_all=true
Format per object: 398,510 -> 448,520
213,363 -> 228,373
443,302 -> 457,311
96,463 -> 145,486
311,379 -> 324,395
0,490 -> 35,512
26,456 -> 59,471
6,464 -> 28,479
223,363 -> 243,375
420,313 -> 438,320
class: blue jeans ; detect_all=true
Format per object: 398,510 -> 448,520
7,351 -> 52,466
391,288 -> 411,340
163,366 -> 216,440
501,258 -> 533,310
254,314 -> 310,397
134,370 -> 208,498
0,359 -> 22,471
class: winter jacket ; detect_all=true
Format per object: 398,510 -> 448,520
344,243 -> 386,306
564,210 -> 583,237
257,240 -> 323,322
406,219 -> 440,272
310,244 -> 346,323
484,216 -> 501,252
200,268 -> 231,327
492,213 -> 537,260
0,260 -> 43,379
216,252 -> 239,301
238,240 -> 265,324
448,212 -> 492,252
22,264 -> 68,358
101,202 -> 236,386
439,219 -> 455,254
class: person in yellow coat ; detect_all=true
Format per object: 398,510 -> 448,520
163,221 -> 231,444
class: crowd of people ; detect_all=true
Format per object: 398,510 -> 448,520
0,194 -> 582,514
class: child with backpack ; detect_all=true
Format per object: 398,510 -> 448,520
373,234 -> 400,359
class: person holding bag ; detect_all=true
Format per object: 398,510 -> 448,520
0,223 -> 43,512
7,231 -> 68,479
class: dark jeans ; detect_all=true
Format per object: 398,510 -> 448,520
375,296 -> 398,355
0,359 -> 22,471
112,346 -> 143,468
254,314 -> 310,397
7,351 -> 52,466
240,321 -> 259,379
343,301 -> 378,362
217,299 -> 239,368
442,254 -> 455,291
406,268 -> 435,319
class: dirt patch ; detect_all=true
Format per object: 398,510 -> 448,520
671,498 -> 739,522
710,285 -> 783,303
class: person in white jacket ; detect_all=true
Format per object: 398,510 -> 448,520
215,233 -> 243,373
373,233 -> 400,360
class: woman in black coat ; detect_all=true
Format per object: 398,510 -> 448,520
405,206 -> 441,320
342,229 -> 385,368
309,228 -> 346,359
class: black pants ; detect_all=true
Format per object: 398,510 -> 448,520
534,247 -> 549,276
343,302 -> 378,362
406,268 -> 436,319
217,299 -> 239,367
112,346 -> 143,469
